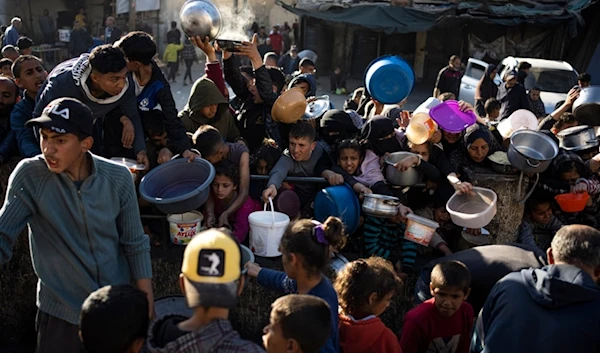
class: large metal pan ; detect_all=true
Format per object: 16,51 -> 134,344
573,86 -> 600,126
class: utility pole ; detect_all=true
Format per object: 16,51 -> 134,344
129,0 -> 136,32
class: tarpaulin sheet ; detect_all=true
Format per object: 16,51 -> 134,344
276,1 -> 440,34
117,0 -> 160,14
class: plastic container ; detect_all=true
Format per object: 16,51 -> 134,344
248,198 -> 290,257
240,244 -> 255,274
555,192 -> 590,213
168,211 -> 204,245
446,187 -> 498,229
274,189 -> 301,218
364,55 -> 415,104
497,109 -> 538,139
429,100 -> 477,133
404,214 -> 439,246
406,115 -> 437,145
314,184 -> 361,234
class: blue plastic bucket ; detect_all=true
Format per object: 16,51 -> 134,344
314,184 -> 360,234
364,55 -> 415,104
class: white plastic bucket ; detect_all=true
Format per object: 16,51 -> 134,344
404,213 -> 439,246
248,198 -> 290,257
168,211 -> 204,245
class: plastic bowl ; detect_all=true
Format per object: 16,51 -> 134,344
364,55 -> 415,104
139,158 -> 215,214
446,187 -> 497,229
429,100 -> 477,133
404,214 -> 439,246
314,184 -> 360,234
555,193 -> 589,213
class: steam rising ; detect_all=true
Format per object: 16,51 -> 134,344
216,4 -> 254,41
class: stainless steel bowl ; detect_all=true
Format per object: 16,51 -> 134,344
362,194 -> 400,218
179,0 -> 222,40
573,86 -> 600,126
384,152 -> 422,186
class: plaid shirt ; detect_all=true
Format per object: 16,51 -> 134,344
181,44 -> 198,61
147,317 -> 265,353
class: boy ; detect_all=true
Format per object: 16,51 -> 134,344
32,44 -> 149,166
163,40 -> 183,83
1,44 -> 19,61
262,121 -> 338,205
298,58 -> 316,75
482,98 -> 504,147
0,57 -> 13,77
519,191 -> 563,254
400,261 -> 473,353
10,55 -> 47,157
17,36 -> 33,56
0,76 -> 18,164
578,72 -> 591,88
80,285 -> 149,353
527,86 -> 546,118
263,294 -> 332,353
140,109 -> 176,167
146,228 -> 264,353
114,31 -> 192,161
0,97 -> 153,353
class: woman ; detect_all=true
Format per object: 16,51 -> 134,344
475,64 -> 498,117
320,109 -> 359,151
449,124 -> 496,181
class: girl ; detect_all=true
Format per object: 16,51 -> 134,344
246,217 -> 346,353
335,257 -> 403,353
209,161 -> 260,243
252,138 -> 281,176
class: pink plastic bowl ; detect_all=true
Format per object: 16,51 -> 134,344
429,100 -> 477,133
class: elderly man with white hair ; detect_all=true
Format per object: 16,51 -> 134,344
3,17 -> 21,46
103,16 -> 122,44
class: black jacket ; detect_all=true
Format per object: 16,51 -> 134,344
496,83 -> 531,121
69,28 -> 93,57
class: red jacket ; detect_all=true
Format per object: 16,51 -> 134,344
339,314 -> 402,353
269,33 -> 283,54
399,298 -> 473,353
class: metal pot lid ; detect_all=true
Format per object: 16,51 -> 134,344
304,97 -> 330,119
110,157 -> 146,171
364,193 -> 400,201
557,125 -> 593,137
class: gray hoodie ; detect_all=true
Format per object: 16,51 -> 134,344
33,54 -> 146,154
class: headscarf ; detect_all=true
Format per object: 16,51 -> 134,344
475,64 -> 498,101
320,109 -> 359,145
360,115 -> 401,156
464,124 -> 491,149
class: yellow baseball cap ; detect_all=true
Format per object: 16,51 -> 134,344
181,228 -> 242,308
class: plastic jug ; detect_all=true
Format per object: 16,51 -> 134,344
406,113 -> 438,144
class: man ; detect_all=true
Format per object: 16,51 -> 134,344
527,86 -> 546,118
516,61 -> 532,87
296,58 -> 316,76
0,97 -> 153,353
166,21 -> 181,44
269,25 -> 283,56
472,225 -> 600,353
433,55 -> 462,98
103,16 -> 122,45
39,9 -> 55,44
114,31 -> 194,161
3,17 -> 21,46
69,20 -> 93,58
278,45 -> 300,76
33,45 -> 149,167
297,48 -> 317,66
257,37 -> 274,60
0,76 -> 18,164
496,70 -> 530,121
257,26 -> 268,45
578,72 -> 592,88
263,52 -> 278,67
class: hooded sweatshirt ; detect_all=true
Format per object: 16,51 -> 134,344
338,314 -> 401,353
288,73 -> 317,97
32,54 -> 145,154
474,264 -> 600,353
178,77 -> 241,142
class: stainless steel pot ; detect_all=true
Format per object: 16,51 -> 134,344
557,125 -> 598,151
573,86 -> 600,126
507,130 -> 558,174
362,194 -> 400,218
304,96 -> 330,119
384,152 -> 422,186
179,0 -> 222,40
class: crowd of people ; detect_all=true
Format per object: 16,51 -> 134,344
0,11 -> 599,353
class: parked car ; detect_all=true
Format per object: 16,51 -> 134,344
460,57 -> 579,115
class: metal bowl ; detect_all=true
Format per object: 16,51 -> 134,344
383,152 -> 422,186
216,39 -> 243,52
362,194 -> 401,218
179,0 -> 222,40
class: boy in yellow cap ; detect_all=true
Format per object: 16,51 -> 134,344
146,228 -> 265,353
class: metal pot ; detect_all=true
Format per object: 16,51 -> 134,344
179,0 -> 222,40
110,157 -> 146,183
573,86 -> 600,126
384,152 -> 422,186
216,39 -> 243,52
557,125 -> 598,151
507,130 -> 558,174
304,95 -> 330,119
362,194 -> 401,218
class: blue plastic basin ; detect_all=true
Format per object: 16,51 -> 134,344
139,158 -> 215,214
364,55 -> 415,104
314,184 -> 360,234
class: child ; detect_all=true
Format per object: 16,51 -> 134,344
246,217 -> 347,353
80,284 -> 149,353
250,138 -> 283,201
10,55 -> 47,157
140,109 -> 171,168
0,58 -> 13,77
527,86 -> 546,118
209,160 -> 260,243
400,261 -> 473,353
147,228 -> 264,352
482,98 -> 504,148
193,126 -> 251,230
17,36 -> 33,56
181,38 -> 197,86
263,294 -> 332,353
1,45 -> 19,61
335,139 -> 382,195
163,40 -> 183,82
334,257 -> 403,353
519,191 -> 563,254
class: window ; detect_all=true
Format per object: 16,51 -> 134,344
467,63 -> 486,80
530,68 -> 578,93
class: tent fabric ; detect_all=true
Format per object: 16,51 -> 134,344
277,1 -> 440,34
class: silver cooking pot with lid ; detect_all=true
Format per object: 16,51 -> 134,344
362,194 -> 401,218
557,125 -> 598,151
179,0 -> 222,40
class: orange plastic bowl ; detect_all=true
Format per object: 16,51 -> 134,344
555,192 -> 590,213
